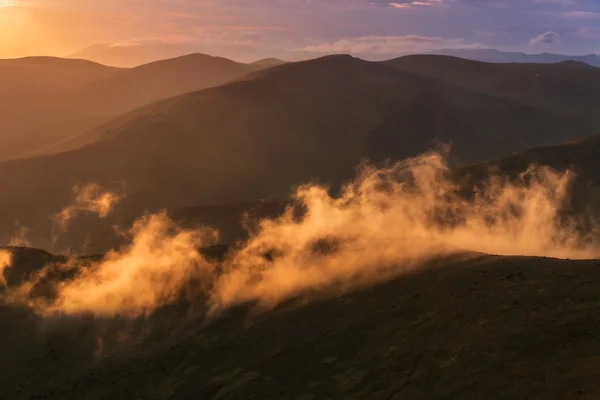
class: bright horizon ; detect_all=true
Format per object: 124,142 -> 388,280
2,0 -> 600,63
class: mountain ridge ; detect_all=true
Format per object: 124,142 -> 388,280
1,55 -> 599,252
0,52 -> 276,161
432,48 -> 600,67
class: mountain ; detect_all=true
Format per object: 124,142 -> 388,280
250,58 -> 288,68
384,54 -> 600,124
0,56 -> 117,133
458,134 -> 600,217
0,57 -> 119,160
1,55 -> 599,251
464,134 -> 600,177
3,249 -> 600,398
34,53 -> 268,155
70,53 -> 262,116
0,57 -> 117,96
68,41 -> 200,68
432,48 -> 600,67
0,53 -> 272,161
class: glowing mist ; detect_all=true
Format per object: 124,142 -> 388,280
3,152 -> 599,317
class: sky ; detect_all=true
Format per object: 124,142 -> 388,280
2,0 -> 600,62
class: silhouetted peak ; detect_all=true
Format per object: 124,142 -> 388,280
554,60 -> 595,69
132,52 -> 242,71
0,56 -> 111,68
315,54 -> 359,62
251,57 -> 287,66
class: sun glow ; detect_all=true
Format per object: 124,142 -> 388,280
0,1 -> 19,7
0,2 -> 43,58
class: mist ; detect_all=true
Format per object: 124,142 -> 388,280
3,152 -> 598,318
0,250 -> 12,287
52,183 -> 124,231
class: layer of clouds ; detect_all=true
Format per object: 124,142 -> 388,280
4,0 -> 600,62
529,31 -> 561,46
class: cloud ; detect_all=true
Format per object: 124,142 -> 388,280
301,35 -> 485,59
563,11 -> 600,18
369,0 -> 447,8
529,31 -> 561,46
52,183 -> 123,231
8,225 -> 30,247
6,0 -> 600,60
386,0 -> 445,8
13,213 -> 217,317
570,27 -> 598,39
0,250 -> 12,287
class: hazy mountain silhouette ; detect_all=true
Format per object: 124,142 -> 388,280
0,57 -> 116,132
0,54 -> 599,251
68,41 -> 200,67
385,54 -> 600,121
0,57 -> 118,160
432,48 -> 600,67
0,53 -> 273,161
250,58 -> 288,68
0,56 -> 117,96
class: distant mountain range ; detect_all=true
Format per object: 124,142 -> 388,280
68,42 -> 203,68
2,54 -> 600,251
68,42 -> 289,68
432,48 -> 600,67
0,53 -> 285,162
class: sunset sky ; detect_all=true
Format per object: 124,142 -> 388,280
2,0 -> 600,62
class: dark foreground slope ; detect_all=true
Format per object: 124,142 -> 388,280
2,250 -> 600,399
1,55 -> 599,251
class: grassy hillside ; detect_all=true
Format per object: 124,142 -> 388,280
2,249 -> 600,399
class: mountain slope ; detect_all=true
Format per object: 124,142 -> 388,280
1,55 -> 600,251
3,250 -> 600,399
0,57 -> 117,131
69,53 -> 263,116
0,54 -> 271,161
0,57 -> 117,96
383,54 -> 600,121
0,57 -> 119,160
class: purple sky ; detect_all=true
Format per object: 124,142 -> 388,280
2,0 -> 600,61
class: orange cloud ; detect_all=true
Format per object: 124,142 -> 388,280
52,183 -> 123,231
